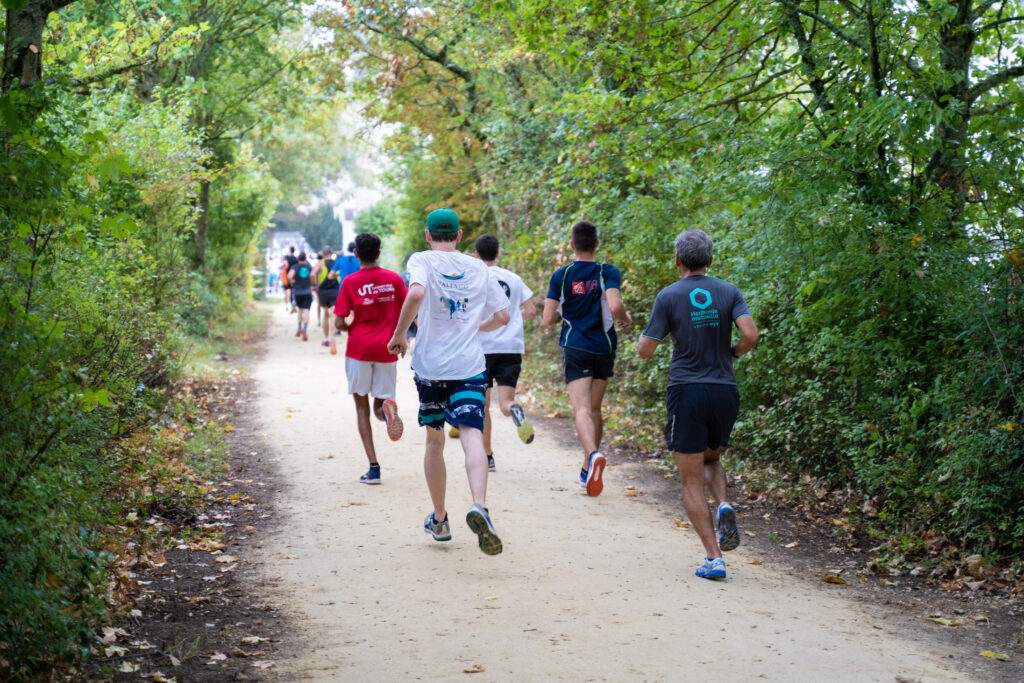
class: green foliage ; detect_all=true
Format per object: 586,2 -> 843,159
355,197 -> 397,237
273,202 -> 344,253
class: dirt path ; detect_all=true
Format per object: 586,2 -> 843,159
250,305 -> 972,682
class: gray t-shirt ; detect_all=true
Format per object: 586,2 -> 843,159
290,261 -> 314,296
642,275 -> 752,386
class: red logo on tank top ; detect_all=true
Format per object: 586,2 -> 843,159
571,280 -> 599,295
571,281 -> 585,294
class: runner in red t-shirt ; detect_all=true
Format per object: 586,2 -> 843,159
334,232 -> 409,484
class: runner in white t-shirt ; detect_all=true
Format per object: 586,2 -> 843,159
387,208 -> 511,555
474,234 -> 536,473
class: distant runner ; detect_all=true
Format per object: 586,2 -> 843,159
330,242 -> 360,287
387,208 -> 510,555
542,220 -> 632,497
637,229 -> 758,580
314,246 -> 341,352
282,247 -> 298,313
474,234 -> 536,472
289,252 -> 315,341
335,233 -> 408,484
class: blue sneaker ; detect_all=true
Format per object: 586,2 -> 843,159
359,467 -> 381,485
423,512 -> 451,542
716,503 -> 739,551
466,504 -> 502,555
578,468 -> 587,490
585,451 -> 606,497
696,556 -> 727,580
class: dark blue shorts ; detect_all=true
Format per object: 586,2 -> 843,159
562,346 -> 615,383
414,373 -> 488,431
665,383 -> 740,453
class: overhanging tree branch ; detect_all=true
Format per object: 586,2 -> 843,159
968,63 -> 1024,100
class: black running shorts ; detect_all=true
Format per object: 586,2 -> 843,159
317,288 -> 339,308
294,293 -> 313,310
562,346 -> 615,383
484,353 -> 522,388
664,383 -> 740,453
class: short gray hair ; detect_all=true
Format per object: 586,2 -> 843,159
675,229 -> 714,270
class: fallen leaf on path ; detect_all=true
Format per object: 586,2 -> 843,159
169,655 -> 181,667
784,541 -> 798,548
104,645 -> 128,657
224,423 -> 234,432
822,575 -> 846,584
624,490 -> 639,497
208,653 -> 227,663
251,660 -> 275,669
286,415 -> 293,418
339,502 -> 367,508
762,513 -> 771,520
753,610 -> 772,616
102,626 -> 129,643
924,616 -> 960,627
748,560 -> 762,565
880,578 -> 898,586
744,531 -> 756,537
974,615 -> 990,623
484,596 -> 499,601
673,518 -> 690,528
240,636 -> 267,645
282,555 -> 299,559
214,555 -> 238,563
626,475 -> 637,480
664,473 -> 674,478
232,648 -> 254,658
118,662 -> 139,673
188,596 -> 211,604
979,650 -> 1011,662
463,664 -> 486,674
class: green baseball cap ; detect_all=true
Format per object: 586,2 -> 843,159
426,208 -> 459,232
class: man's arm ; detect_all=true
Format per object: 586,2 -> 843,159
521,297 -> 537,320
387,283 -> 425,357
637,335 -> 660,359
731,315 -> 759,358
605,288 -> 633,329
542,298 -> 560,326
479,308 -> 511,332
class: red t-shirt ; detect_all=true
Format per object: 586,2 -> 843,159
334,266 -> 408,363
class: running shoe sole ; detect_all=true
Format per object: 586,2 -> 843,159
586,453 -> 606,497
696,558 -> 727,580
466,507 -> 502,555
517,418 -> 535,444
718,506 -> 740,551
382,399 -> 403,441
359,473 -> 381,485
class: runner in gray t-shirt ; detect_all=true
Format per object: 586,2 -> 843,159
638,229 -> 759,581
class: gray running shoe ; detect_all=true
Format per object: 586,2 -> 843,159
509,403 -> 534,444
423,512 -> 451,542
466,504 -> 502,555
716,503 -> 740,551
487,454 -> 496,472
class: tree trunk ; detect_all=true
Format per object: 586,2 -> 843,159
2,1 -> 77,92
193,177 -> 210,268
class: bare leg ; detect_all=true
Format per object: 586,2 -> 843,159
677,449 -> 722,560
353,394 -> 377,465
496,385 -> 516,416
322,307 -> 333,339
703,446 -> 727,507
482,389 -> 493,456
567,377 -> 599,468
372,397 -> 386,421
458,426 -> 488,507
424,427 -> 447,521
590,379 -> 608,452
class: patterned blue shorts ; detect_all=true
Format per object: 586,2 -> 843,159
414,372 -> 488,431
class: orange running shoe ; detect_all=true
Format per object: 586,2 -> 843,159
585,451 -> 606,497
381,398 -> 403,441
329,336 -> 337,355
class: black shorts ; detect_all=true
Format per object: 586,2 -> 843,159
562,346 -> 615,383
665,383 -> 740,453
318,288 -> 339,308
294,293 -> 313,310
484,353 -> 522,388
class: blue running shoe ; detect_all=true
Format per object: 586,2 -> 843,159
466,504 -> 502,555
359,467 -> 381,485
695,556 -> 727,580
423,512 -> 451,541
585,451 -> 606,497
578,468 -> 587,490
716,503 -> 739,551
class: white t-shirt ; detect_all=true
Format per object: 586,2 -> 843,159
479,265 -> 533,355
406,249 -> 509,380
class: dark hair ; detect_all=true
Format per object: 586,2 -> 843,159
427,230 -> 458,243
475,234 -> 499,261
289,246 -> 295,254
354,232 -> 381,263
297,251 -> 307,262
571,220 -> 598,252
347,242 -> 356,253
